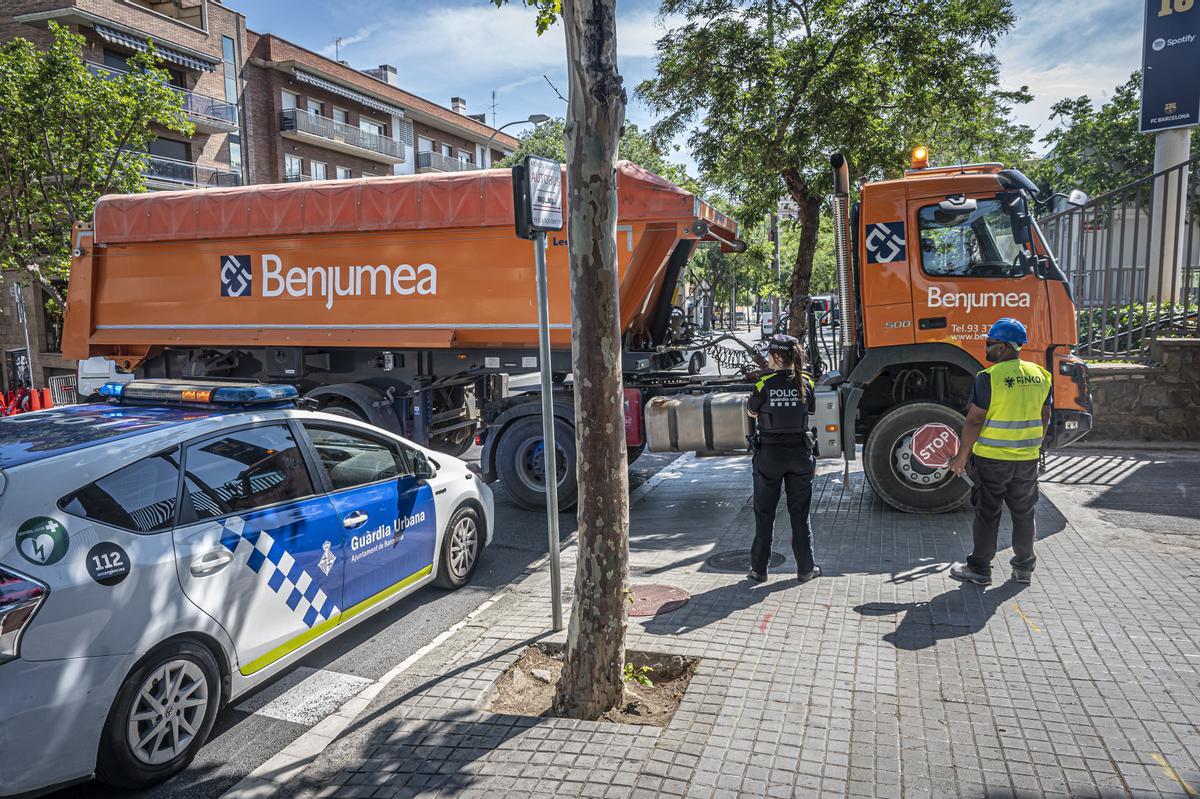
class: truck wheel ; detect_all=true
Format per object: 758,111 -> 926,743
863,402 -> 971,514
496,416 -> 578,511
432,429 -> 474,458
320,401 -> 367,422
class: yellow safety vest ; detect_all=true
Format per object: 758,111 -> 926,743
972,358 -> 1052,461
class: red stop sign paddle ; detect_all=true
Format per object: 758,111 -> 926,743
911,423 -> 960,468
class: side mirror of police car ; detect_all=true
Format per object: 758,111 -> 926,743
412,450 -> 436,481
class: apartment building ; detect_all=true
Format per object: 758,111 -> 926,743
244,33 -> 518,184
0,3 -> 521,390
0,0 -> 251,389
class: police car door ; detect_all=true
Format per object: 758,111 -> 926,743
300,424 -> 436,614
173,422 -> 344,677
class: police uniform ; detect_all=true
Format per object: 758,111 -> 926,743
748,368 -> 818,578
964,356 -> 1051,578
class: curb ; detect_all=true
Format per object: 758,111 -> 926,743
218,451 -> 690,799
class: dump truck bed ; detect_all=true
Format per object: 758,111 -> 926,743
63,162 -> 737,360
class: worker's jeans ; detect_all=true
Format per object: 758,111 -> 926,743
966,455 -> 1039,576
751,445 -> 816,575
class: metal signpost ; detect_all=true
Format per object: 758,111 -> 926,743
10,283 -> 33,387
512,155 -> 566,631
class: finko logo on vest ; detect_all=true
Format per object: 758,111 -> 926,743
220,254 -> 438,310
1003,374 -> 1044,388
926,286 -> 1031,312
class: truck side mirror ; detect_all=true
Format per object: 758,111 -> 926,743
1067,189 -> 1089,207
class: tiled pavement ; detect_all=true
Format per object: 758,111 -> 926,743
286,451 -> 1200,798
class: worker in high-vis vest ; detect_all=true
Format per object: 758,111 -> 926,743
948,317 -> 1051,586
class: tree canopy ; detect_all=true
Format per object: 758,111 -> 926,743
0,22 -> 192,304
638,0 -> 1031,327
498,117 -> 690,185
1031,71 -> 1200,200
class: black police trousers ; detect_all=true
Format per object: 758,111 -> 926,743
751,444 -> 816,575
965,455 -> 1039,576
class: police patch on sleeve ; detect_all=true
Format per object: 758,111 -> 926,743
865,221 -> 906,264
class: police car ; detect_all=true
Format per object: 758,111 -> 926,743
0,380 -> 493,796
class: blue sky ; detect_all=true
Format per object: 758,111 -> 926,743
244,0 -> 1140,164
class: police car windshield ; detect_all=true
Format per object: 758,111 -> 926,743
0,405 -> 221,470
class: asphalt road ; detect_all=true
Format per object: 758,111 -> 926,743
54,449 -> 679,799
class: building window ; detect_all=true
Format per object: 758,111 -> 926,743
311,161 -> 327,180
221,35 -> 239,108
360,118 -> 385,137
333,107 -> 349,125
229,135 -> 242,172
417,137 -> 433,153
149,138 -> 190,162
336,166 -> 351,180
281,91 -> 298,110
440,143 -> 452,158
457,149 -> 473,165
307,99 -> 323,116
285,154 -> 303,179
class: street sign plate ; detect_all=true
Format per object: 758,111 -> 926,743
911,423 -> 959,468
525,155 -> 563,232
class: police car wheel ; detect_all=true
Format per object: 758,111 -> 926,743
496,416 -> 579,511
96,640 -> 222,789
435,505 -> 483,589
863,401 -> 971,514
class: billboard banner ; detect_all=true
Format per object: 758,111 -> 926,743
1141,0 -> 1200,133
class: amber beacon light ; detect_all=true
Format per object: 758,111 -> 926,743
910,146 -> 930,170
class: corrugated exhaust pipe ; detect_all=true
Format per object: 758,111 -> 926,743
830,153 -> 857,375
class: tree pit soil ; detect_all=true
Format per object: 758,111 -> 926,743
489,643 -> 698,728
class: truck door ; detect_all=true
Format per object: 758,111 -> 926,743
173,422 -> 344,676
300,424 -> 438,614
908,193 -> 1049,362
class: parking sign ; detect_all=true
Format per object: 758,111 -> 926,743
512,156 -> 563,239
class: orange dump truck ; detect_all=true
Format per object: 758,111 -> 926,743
64,152 -> 1094,514
63,162 -> 745,508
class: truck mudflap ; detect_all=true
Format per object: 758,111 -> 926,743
1048,409 -> 1092,449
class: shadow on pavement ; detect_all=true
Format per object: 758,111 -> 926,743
853,580 -> 1028,651
640,578 -> 795,636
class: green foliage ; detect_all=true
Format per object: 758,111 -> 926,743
1077,301 -> 1199,354
638,0 -> 1030,313
0,22 -> 192,302
1032,72 -> 1200,201
491,0 -> 561,34
498,118 -> 690,185
622,662 -> 654,687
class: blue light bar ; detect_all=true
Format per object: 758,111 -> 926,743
101,380 -> 298,407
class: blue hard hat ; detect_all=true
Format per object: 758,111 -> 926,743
987,317 -> 1028,347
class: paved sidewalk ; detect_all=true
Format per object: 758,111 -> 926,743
275,451 -> 1200,799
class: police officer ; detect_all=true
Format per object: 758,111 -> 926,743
747,334 -> 819,583
948,317 -> 1052,586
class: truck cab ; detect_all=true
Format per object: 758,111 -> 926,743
828,150 -> 1092,512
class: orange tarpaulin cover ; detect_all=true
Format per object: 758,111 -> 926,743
93,161 -> 737,246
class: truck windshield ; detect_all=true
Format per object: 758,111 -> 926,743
918,197 -> 1027,278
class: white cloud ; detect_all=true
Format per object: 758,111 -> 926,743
996,0 -> 1141,149
319,24 -> 382,58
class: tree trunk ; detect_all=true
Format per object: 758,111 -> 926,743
552,0 -> 629,721
785,183 -> 822,340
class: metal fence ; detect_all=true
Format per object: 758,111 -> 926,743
280,109 -> 404,161
1039,155 -> 1200,362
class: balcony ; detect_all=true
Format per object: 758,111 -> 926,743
283,173 -> 314,183
142,154 -> 242,189
88,63 -> 239,134
416,151 -> 482,174
279,109 -> 405,165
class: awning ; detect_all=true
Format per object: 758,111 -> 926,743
95,24 -> 217,72
294,70 -> 405,118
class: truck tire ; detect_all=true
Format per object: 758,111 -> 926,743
320,401 -> 367,422
495,416 -> 578,511
863,401 -> 971,514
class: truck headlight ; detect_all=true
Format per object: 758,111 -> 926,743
0,566 -> 47,664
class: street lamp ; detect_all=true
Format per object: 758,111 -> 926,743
483,113 -> 551,166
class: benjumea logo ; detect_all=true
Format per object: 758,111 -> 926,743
219,254 -> 438,309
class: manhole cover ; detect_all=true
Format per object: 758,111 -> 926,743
705,549 -> 785,572
628,584 -> 690,617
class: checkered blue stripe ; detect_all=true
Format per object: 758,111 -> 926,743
219,516 -> 340,628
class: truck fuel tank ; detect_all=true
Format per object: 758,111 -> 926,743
645,392 -> 751,454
